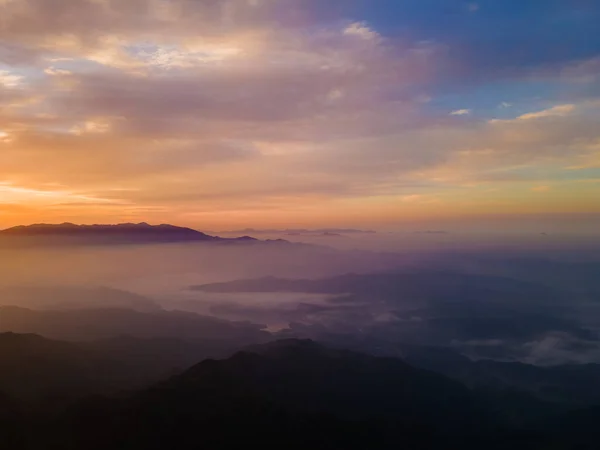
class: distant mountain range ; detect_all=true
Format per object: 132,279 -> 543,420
219,228 -> 377,235
190,272 -> 558,300
0,306 -> 270,342
0,286 -> 162,312
0,223 -> 292,246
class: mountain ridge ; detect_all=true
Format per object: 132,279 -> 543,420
53,338 -> 596,449
0,223 -> 294,246
2,335 -> 600,448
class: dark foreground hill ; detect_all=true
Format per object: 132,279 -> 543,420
53,339 -> 493,450
0,333 -> 250,405
3,337 -> 600,449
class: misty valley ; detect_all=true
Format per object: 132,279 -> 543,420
2,0 -> 600,447
0,224 -> 599,449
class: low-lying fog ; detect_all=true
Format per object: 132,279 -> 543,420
1,230 -> 600,365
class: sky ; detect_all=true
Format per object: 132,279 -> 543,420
1,0 -> 600,230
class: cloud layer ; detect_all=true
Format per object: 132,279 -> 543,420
1,0 -> 599,228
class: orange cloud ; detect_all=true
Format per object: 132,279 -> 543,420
0,1 -> 599,229
531,186 -> 551,192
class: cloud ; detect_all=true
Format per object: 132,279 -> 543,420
531,186 -> 551,193
467,3 -> 479,13
0,1 -> 441,213
0,0 -> 599,227
521,332 -> 600,366
517,104 -> 576,121
343,22 -> 380,41
44,67 -> 72,76
402,195 -> 424,203
0,70 -> 23,88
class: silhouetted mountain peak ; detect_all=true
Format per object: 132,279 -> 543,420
0,223 -> 296,247
2,222 -> 204,235
232,235 -> 259,241
244,338 -> 322,354
161,338 -> 482,430
239,338 -> 363,363
179,339 -> 332,379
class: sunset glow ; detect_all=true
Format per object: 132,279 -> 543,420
1,0 -> 599,230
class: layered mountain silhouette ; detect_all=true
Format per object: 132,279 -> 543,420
3,336 -> 600,449
0,332 -> 241,404
0,286 -> 161,312
0,332 -> 310,416
220,228 -> 376,235
54,339 -> 495,450
0,332 -> 141,402
192,272 -> 586,354
403,348 -> 600,407
191,272 -> 559,299
0,223 -> 279,246
0,306 -> 270,342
